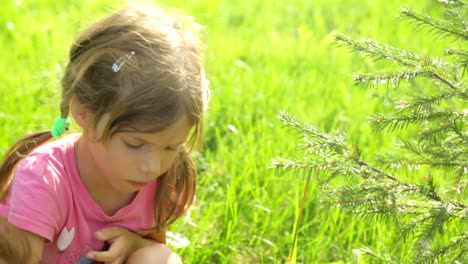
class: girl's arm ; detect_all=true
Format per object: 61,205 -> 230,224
90,228 -> 181,264
143,229 -> 166,244
86,227 -> 178,263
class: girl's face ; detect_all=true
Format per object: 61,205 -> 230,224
81,114 -> 192,195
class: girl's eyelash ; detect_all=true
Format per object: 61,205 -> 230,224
123,137 -> 180,151
125,142 -> 144,149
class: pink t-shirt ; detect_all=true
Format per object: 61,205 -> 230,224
0,134 -> 157,264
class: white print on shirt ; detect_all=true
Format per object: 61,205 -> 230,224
57,226 -> 75,251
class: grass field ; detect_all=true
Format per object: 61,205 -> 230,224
0,0 -> 461,263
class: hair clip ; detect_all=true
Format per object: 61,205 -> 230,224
112,51 -> 135,72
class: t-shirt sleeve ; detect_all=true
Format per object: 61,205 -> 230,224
7,152 -> 66,242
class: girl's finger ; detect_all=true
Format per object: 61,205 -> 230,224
88,237 -> 127,263
87,250 -> 119,263
94,226 -> 127,241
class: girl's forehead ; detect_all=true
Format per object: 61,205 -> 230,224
120,131 -> 187,146
120,113 -> 193,132
117,114 -> 192,141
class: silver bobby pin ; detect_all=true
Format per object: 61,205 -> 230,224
112,51 -> 136,72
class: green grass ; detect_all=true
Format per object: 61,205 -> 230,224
0,0 -> 461,263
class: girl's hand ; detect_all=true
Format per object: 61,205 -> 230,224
86,226 -> 154,264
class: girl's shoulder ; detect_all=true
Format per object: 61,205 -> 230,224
16,133 -> 80,184
31,133 -> 79,156
2,134 -> 81,243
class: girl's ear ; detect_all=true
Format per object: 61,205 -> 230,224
70,96 -> 92,129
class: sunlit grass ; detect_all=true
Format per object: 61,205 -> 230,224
0,0 -> 457,262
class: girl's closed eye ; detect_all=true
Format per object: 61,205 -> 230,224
124,141 -> 144,150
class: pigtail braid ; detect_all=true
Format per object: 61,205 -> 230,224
152,146 -> 196,231
0,101 -> 71,201
0,131 -> 52,201
0,217 -> 34,264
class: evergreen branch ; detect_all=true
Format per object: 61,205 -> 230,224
355,70 -> 467,98
414,206 -> 452,261
306,4 -> 468,263
335,34 -> 421,67
452,120 -> 468,143
375,139 -> 467,172
407,139 -> 468,167
354,61 -> 467,98
336,183 -> 467,218
452,119 -> 467,141
369,110 -> 463,132
353,70 -> 442,88
342,180 -> 443,209
336,34 -> 467,97
276,113 -> 467,210
432,232 -> 468,260
418,161 -> 462,169
399,213 -> 435,241
439,0 -> 468,6
373,153 -> 427,170
270,157 -> 337,170
356,160 -> 402,183
418,123 -> 455,142
375,155 -> 463,171
403,140 -> 463,161
425,205 -> 451,236
353,247 -> 402,264
431,71 -> 468,98
400,8 -> 468,40
336,185 -> 467,245
270,157 -> 363,182
398,181 -> 443,204
445,48 -> 468,67
276,113 -> 465,205
277,111 -> 349,155
396,91 -> 457,115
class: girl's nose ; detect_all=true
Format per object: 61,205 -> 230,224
140,154 -> 161,175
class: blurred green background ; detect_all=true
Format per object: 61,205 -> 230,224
0,0 -> 457,263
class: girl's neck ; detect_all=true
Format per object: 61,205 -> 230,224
73,135 -> 136,216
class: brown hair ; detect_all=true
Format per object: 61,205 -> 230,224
0,4 -> 207,232
0,217 -> 38,264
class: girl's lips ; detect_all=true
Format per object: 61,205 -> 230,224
128,180 -> 149,188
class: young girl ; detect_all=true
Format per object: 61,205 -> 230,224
0,3 -> 208,264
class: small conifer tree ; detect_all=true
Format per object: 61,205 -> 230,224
273,2 -> 467,263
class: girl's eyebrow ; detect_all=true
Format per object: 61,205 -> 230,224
130,135 -> 186,146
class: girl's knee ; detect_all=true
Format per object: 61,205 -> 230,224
126,243 -> 182,264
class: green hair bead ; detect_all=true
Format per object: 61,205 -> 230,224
51,117 -> 71,138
